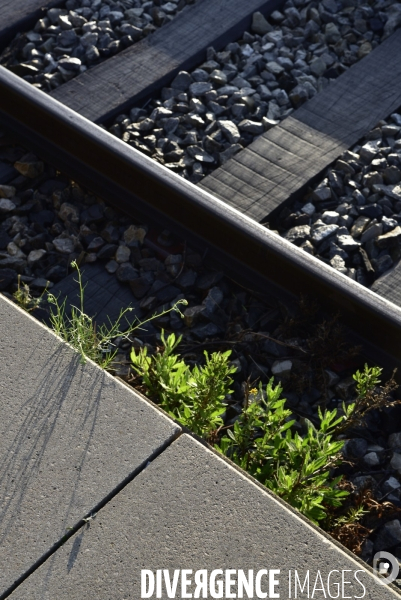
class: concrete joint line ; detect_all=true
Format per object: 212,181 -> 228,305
0,428 -> 182,600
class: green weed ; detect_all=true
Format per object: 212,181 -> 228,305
131,330 -> 236,438
334,363 -> 398,435
219,384 -> 347,525
48,261 -> 187,368
131,335 -> 399,527
13,275 -> 47,312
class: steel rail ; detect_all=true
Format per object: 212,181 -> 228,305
1,66 -> 401,369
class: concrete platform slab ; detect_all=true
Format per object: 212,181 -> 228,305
8,434 -> 399,599
0,294 -> 180,595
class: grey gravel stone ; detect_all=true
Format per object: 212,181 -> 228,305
364,452 -> 380,467
351,216 -> 370,238
343,438 -> 368,459
301,240 -> 314,254
0,186 -> 16,200
187,146 -> 214,163
0,256 -> 26,271
310,57 -> 326,77
218,120 -> 240,144
219,144 -> 242,164
116,262 -> 138,282
360,222 -> 383,243
325,369 -> 339,387
312,183 -> 332,202
390,452 -> 401,473
27,249 -> 46,264
389,432 -> 401,449
376,226 -> 401,248
360,141 -> 381,162
53,234 -> 75,254
383,3 -> 401,38
371,254 -> 393,274
325,23 -> 341,44
0,198 -> 16,213
59,202 -> 80,223
330,255 -> 347,272
375,184 -> 401,201
238,120 -> 264,135
123,225 -> 146,245
383,165 -> 401,184
105,259 -> 118,274
382,477 -> 401,495
189,82 -> 213,96
311,224 -> 338,244
58,56 -> 81,72
301,202 -> 315,216
129,276 -> 151,299
322,210 -> 339,225
265,61 -> 284,76
115,244 -> 131,263
271,359 -> 292,376
191,322 -> 222,340
171,71 -> 192,91
251,11 -> 272,35
336,234 -> 361,251
284,225 -> 311,245
87,237 -> 106,252
375,519 -> 401,550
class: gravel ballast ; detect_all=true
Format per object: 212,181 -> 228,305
275,111 -> 401,286
103,0 -> 401,183
0,0 -> 195,91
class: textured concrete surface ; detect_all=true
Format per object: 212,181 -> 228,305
0,294 -> 180,595
8,434 -> 398,599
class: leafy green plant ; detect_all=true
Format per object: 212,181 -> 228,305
131,335 -> 400,528
48,261 -> 187,368
332,505 -> 368,528
354,364 -> 382,396
131,334 -> 347,524
219,384 -> 348,525
131,330 -> 236,438
334,364 -> 398,435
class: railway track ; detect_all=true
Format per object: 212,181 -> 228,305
1,0 -> 401,597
